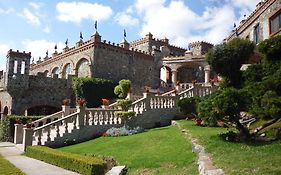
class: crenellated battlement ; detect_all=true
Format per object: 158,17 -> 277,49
7,49 -> 31,58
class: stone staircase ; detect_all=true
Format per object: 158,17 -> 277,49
14,84 -> 217,151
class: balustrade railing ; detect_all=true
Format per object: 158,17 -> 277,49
33,111 -> 79,145
86,108 -> 121,125
149,96 -> 176,109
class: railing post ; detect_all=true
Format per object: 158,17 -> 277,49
14,124 -> 24,144
23,128 -> 33,151
62,105 -> 70,117
76,106 -> 85,128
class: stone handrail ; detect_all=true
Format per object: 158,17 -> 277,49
30,110 -> 64,127
161,89 -> 177,96
86,108 -> 121,125
108,101 -> 118,109
178,87 -> 195,99
33,111 -> 80,145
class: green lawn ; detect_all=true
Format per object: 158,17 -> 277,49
0,154 -> 25,175
60,126 -> 198,175
178,120 -> 281,175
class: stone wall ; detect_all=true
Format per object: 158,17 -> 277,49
9,75 -> 73,115
228,0 -> 281,42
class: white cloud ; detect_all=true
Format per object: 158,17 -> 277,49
22,40 -> 64,62
22,8 -> 41,26
231,0 -> 260,10
115,7 -> 139,27
29,2 -> 43,10
56,2 -> 113,23
133,0 -> 239,46
0,8 -> 14,14
0,44 -> 10,71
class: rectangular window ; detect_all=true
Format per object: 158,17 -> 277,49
269,8 -> 281,35
13,60 -> 18,74
254,23 -> 260,44
21,61 -> 25,74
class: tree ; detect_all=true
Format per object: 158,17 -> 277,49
207,38 -> 255,87
258,35 -> 281,62
177,97 -> 201,116
114,79 -> 131,99
198,88 -> 251,140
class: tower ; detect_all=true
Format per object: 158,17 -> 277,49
5,49 -> 31,90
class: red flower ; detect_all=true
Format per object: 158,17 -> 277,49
77,98 -> 86,107
101,98 -> 109,105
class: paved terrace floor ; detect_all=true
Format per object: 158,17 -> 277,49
0,142 -> 80,175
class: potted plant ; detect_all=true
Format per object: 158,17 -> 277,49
101,98 -> 109,108
63,98 -> 70,106
77,98 -> 86,107
25,119 -> 33,128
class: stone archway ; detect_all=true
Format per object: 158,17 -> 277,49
51,67 -> 59,77
27,105 -> 60,116
62,63 -> 73,79
75,58 -> 91,77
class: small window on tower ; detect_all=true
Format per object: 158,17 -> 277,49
21,61 -> 25,74
13,60 -> 18,74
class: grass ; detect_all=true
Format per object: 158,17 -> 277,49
60,126 -> 198,175
0,154 -> 25,175
178,120 -> 281,175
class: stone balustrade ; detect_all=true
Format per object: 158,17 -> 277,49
17,84 -> 218,151
86,108 -> 121,125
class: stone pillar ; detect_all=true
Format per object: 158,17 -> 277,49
14,124 -> 24,144
204,65 -> 211,84
171,69 -> 178,87
23,128 -> 33,151
62,105 -> 70,117
126,91 -> 133,101
76,106 -> 85,128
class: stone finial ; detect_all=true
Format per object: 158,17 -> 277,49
91,31 -> 101,43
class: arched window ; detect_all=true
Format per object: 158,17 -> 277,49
51,67 -> 59,76
44,70 -> 49,77
76,59 -> 90,77
62,63 -> 72,78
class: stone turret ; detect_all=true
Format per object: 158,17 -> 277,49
189,41 -> 213,56
5,49 -> 31,90
91,31 -> 101,43
120,38 -> 129,50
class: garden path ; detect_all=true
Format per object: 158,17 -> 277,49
0,142 -> 80,175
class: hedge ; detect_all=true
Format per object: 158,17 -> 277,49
0,115 -> 43,142
26,146 -> 107,175
72,77 -> 117,108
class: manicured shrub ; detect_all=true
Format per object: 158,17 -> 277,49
0,117 -> 11,142
0,115 -> 43,142
114,79 -> 131,99
114,111 -> 135,120
26,146 -> 107,175
177,97 -> 201,116
116,99 -> 132,111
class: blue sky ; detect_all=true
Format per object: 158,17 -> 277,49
0,0 -> 260,70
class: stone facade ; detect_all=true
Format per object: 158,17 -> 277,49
0,30 -> 212,116
227,0 -> 281,43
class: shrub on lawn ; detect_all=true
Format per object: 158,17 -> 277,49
26,146 -> 107,175
104,126 -> 145,137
